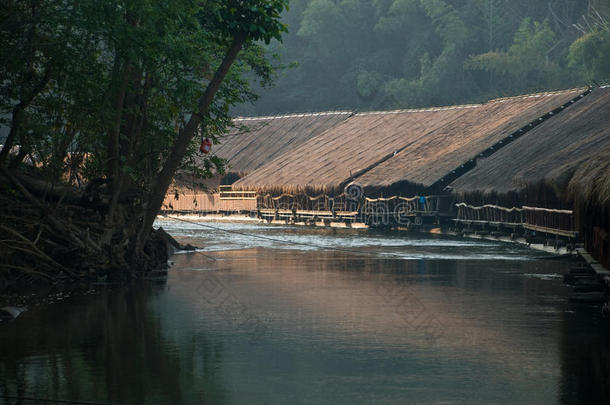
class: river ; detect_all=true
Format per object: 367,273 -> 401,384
1,217 -> 609,404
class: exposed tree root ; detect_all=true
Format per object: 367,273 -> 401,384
0,169 -> 173,288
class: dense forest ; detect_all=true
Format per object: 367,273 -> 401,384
237,0 -> 610,115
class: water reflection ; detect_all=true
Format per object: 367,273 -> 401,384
0,285 -> 228,404
559,306 -> 610,404
1,225 -> 609,404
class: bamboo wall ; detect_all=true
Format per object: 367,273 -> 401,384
577,200 -> 610,270
161,193 -> 256,212
589,226 -> 610,270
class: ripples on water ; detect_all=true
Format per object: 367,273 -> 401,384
158,217 -> 537,260
1,218 -> 609,404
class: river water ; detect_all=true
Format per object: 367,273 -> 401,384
1,218 -> 609,404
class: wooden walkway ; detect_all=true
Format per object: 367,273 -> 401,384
255,193 -> 454,228
161,189 -> 581,247
455,202 -> 577,239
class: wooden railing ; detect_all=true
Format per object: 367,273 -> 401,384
257,192 -> 359,213
219,185 -> 256,200
455,203 -> 577,237
256,193 -> 452,215
522,206 -> 575,237
455,203 -> 523,224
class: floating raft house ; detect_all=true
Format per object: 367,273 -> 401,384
450,86 -> 610,269
165,86 -> 609,269
164,111 -> 352,210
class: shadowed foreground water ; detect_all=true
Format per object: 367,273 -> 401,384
1,219 -> 610,404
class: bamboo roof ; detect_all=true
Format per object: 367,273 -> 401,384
214,111 -> 352,173
451,87 -> 610,195
234,88 -> 586,194
568,145 -> 610,208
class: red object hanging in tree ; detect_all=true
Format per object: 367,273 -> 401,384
199,138 -> 212,154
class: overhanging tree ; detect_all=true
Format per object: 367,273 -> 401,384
0,0 -> 288,281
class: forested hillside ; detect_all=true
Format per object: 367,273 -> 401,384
237,0 -> 610,115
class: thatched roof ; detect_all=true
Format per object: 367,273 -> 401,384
451,87 -> 610,196
214,111 -> 352,173
568,145 -> 610,209
171,111 -> 351,192
234,88 -> 586,194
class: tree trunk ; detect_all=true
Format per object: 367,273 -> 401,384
135,32 -> 247,254
104,60 -> 131,238
0,73 -> 50,165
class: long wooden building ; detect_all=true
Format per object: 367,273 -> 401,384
163,86 -> 609,268
450,86 -> 610,269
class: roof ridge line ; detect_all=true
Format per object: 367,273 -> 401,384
356,104 -> 481,116
233,111 -> 353,121
232,88 -> 588,121
488,87 -> 588,103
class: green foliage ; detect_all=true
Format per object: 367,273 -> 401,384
237,0 -> 599,115
0,0 -> 288,187
213,0 -> 288,43
298,0 -> 341,37
356,71 -> 383,98
419,0 -> 468,46
466,19 -> 561,88
568,30 -> 610,82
